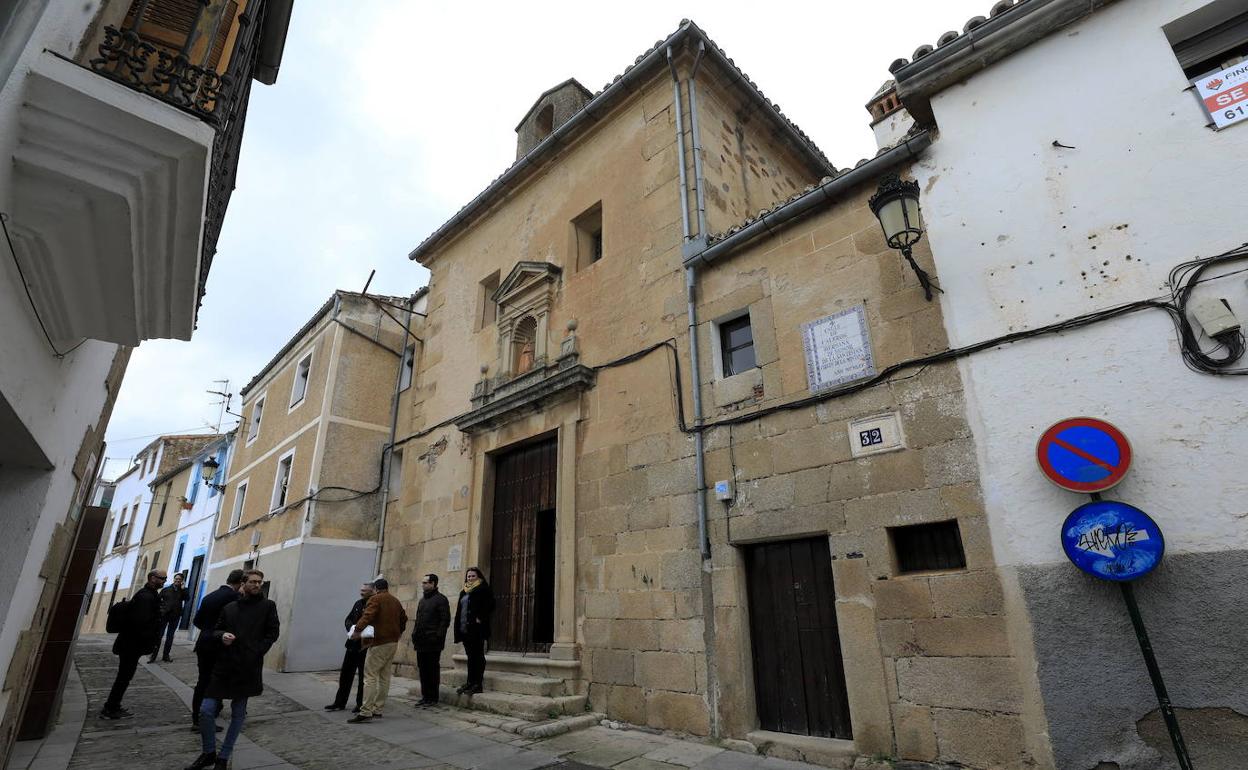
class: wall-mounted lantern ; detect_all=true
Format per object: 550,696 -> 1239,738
869,173 -> 941,301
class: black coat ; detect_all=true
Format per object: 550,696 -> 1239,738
205,593 -> 280,699
193,585 -> 239,653
453,582 -> 494,643
411,590 -> 450,652
343,598 -> 367,651
113,585 -> 162,656
158,584 -> 189,619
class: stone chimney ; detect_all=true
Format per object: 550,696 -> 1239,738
515,78 -> 592,159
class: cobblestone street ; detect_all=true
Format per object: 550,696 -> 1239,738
10,637 -> 841,770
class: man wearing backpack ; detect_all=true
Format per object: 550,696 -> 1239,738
101,569 -> 165,719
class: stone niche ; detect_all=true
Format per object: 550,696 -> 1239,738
459,261 -> 594,434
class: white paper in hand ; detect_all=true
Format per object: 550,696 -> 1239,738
347,625 -> 376,640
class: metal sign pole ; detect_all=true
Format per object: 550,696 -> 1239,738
1083,492 -> 1194,769
1118,581 -> 1194,770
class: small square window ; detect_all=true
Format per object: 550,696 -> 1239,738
573,203 -> 603,270
890,520 -> 967,573
290,353 -> 312,408
719,314 -> 756,377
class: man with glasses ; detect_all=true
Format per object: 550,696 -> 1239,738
186,569 -> 279,770
100,569 -> 166,719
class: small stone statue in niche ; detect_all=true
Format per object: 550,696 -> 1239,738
516,339 -> 535,374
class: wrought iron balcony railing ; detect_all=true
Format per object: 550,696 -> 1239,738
89,0 -> 258,126
88,0 -> 269,313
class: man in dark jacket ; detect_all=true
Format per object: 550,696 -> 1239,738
412,573 -> 450,706
186,569 -> 279,770
324,581 -> 375,712
101,569 -> 165,719
150,571 -> 189,663
189,569 -> 244,730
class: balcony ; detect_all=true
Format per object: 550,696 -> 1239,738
7,0 -> 291,346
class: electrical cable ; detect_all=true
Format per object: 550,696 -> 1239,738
1,211 -> 88,359
388,245 -> 1248,449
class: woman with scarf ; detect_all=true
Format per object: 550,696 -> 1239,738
453,567 -> 495,694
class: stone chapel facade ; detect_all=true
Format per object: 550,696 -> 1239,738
381,21 -> 1045,770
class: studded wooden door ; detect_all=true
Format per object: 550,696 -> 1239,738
489,437 -> 558,653
744,537 -> 853,739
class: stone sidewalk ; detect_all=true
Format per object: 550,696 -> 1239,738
7,636 -> 850,770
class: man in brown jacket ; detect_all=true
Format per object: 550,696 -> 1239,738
347,578 -> 407,722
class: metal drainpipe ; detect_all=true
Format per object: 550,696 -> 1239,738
374,294 -> 414,575
671,43 -> 710,560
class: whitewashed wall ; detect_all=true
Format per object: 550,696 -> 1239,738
915,0 -> 1248,569
908,1 -> 1248,767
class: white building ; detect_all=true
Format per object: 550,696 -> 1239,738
0,0 -> 293,750
85,435 -> 217,634
876,0 -> 1248,767
167,433 -> 236,641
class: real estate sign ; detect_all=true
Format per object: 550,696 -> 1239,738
1195,61 -> 1248,129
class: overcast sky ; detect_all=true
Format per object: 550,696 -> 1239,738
101,0 -> 990,479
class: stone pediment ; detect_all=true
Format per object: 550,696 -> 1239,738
492,261 -> 561,307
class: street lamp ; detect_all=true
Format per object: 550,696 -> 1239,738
869,173 -> 941,301
200,456 -> 227,492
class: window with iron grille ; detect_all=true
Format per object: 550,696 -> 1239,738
890,520 -> 966,573
719,314 -> 756,377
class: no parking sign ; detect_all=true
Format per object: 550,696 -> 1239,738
1036,417 -> 1132,492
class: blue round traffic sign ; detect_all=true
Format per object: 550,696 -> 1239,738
1037,418 -> 1132,493
1060,500 -> 1164,582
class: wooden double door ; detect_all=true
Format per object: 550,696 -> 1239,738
489,438 -> 558,653
744,537 -> 853,739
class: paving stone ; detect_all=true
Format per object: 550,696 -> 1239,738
642,741 -> 725,767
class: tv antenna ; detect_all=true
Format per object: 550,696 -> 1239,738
206,380 -> 237,433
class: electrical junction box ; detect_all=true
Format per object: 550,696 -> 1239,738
713,480 -> 734,501
848,412 -> 906,458
1191,297 -> 1240,337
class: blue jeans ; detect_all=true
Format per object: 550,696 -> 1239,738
200,696 -> 247,759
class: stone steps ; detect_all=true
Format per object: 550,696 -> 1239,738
433,685 -> 589,721
443,668 -> 568,697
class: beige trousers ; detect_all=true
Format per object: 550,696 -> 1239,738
360,641 -> 397,716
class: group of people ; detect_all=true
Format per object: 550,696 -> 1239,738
102,565 -> 496,770
329,567 -> 495,721
103,567 -> 280,770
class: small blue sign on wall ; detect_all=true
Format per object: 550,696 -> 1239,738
1060,500 -> 1165,582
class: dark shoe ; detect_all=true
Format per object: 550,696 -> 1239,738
99,706 -> 132,720
455,684 -> 469,694
213,760 -> 229,770
324,704 -> 345,711
350,705 -> 361,713
347,714 -> 372,723
183,752 -> 216,770
162,656 -> 173,662
465,684 -> 484,694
